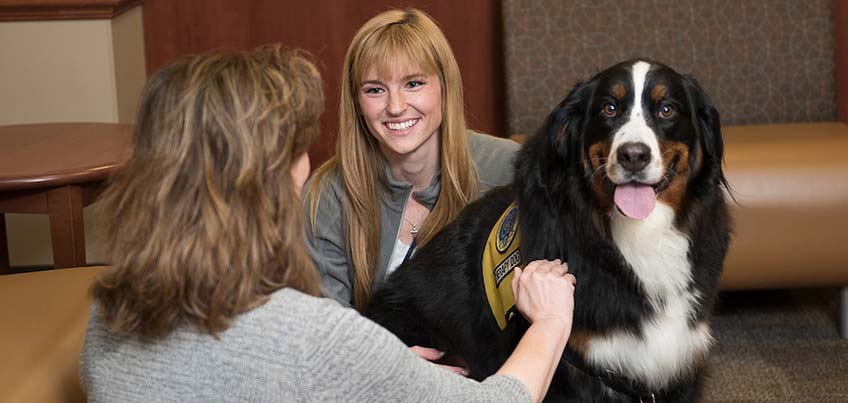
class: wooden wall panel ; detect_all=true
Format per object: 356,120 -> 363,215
143,0 -> 505,166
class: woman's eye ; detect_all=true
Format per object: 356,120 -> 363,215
658,105 -> 675,119
363,87 -> 384,95
407,80 -> 425,88
602,103 -> 617,118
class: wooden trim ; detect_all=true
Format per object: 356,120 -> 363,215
0,0 -> 141,21
0,214 -> 9,274
835,0 -> 848,124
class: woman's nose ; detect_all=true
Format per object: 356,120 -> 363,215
386,91 -> 407,115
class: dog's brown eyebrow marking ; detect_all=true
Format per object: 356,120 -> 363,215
612,82 -> 627,100
651,84 -> 667,102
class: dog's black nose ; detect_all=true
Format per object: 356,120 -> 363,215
616,142 -> 652,172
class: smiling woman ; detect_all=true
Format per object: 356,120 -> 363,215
357,62 -> 443,163
304,8 -> 520,313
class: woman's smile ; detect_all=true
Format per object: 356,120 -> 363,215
385,118 -> 420,132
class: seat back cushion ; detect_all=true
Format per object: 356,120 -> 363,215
502,0 -> 837,133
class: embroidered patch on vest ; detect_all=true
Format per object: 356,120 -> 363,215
496,206 -> 518,253
482,202 -> 521,330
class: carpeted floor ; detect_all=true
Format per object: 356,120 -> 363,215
701,288 -> 848,402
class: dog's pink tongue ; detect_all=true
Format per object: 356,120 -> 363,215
614,184 -> 657,220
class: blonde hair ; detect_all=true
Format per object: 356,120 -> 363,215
93,44 -> 323,338
309,8 -> 478,311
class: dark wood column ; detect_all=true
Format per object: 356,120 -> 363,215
142,0 -> 506,166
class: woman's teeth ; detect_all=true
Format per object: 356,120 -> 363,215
386,119 -> 417,130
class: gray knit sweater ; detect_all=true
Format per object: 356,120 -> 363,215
80,287 -> 531,402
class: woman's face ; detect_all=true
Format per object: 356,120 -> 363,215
357,60 -> 443,163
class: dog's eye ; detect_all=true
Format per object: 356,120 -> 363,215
602,103 -> 617,118
658,105 -> 675,119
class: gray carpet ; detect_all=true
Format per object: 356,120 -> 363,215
702,288 -> 848,402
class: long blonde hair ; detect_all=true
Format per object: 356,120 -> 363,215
93,44 -> 323,338
309,8 -> 478,311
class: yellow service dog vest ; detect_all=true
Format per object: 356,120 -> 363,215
482,202 -> 522,330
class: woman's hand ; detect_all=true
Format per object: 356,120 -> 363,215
511,259 -> 575,334
410,346 -> 469,376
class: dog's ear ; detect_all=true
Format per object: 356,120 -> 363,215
685,77 -> 722,163
684,76 -> 730,192
517,79 -> 596,174
549,79 -> 597,162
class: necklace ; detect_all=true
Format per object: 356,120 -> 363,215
403,217 -> 419,237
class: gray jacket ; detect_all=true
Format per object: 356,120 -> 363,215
304,130 -> 519,307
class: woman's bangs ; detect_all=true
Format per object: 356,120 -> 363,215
357,26 -> 439,83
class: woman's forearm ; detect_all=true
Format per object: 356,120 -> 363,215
495,318 -> 570,403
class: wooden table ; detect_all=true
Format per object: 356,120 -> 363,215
0,123 -> 131,272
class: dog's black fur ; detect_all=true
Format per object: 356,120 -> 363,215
366,59 -> 731,402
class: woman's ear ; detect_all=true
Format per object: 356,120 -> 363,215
291,152 -> 311,196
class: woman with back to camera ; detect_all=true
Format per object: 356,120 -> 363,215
305,8 -> 523,312
79,44 -> 576,402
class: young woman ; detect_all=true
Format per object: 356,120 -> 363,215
79,45 -> 576,403
306,8 -> 520,311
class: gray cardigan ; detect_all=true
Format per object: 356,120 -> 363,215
80,287 -> 531,402
304,130 -> 519,307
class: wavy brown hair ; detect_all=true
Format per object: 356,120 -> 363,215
309,9 -> 479,311
92,44 -> 323,339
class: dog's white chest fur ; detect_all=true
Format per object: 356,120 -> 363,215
587,202 -> 712,389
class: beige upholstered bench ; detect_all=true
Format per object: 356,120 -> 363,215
0,266 -> 106,403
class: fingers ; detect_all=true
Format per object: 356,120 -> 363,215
437,363 -> 470,377
549,259 -> 568,276
565,273 -> 577,286
410,345 -> 444,361
522,259 -> 568,276
511,266 -> 522,299
411,346 -> 470,377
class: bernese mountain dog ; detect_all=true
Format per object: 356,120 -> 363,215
366,59 -> 731,402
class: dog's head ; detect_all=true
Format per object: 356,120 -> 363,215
522,59 -> 727,221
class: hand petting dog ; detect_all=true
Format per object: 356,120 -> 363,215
511,259 -> 576,333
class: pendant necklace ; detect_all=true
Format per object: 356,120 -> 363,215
403,217 -> 419,238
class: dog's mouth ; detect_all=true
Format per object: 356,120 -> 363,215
611,155 -> 678,220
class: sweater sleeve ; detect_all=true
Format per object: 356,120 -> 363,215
296,296 -> 532,403
302,174 -> 354,308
